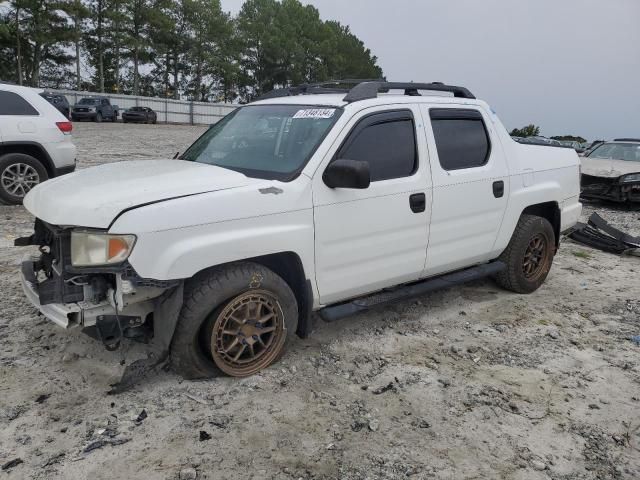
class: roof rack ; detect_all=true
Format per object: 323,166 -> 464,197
613,138 -> 640,142
343,81 -> 475,102
255,79 -> 475,103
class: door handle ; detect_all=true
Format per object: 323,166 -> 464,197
409,193 -> 426,213
493,181 -> 504,198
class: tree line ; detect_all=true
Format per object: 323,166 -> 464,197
0,0 -> 383,102
510,125 -> 587,143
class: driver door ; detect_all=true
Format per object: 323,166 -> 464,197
312,105 -> 432,305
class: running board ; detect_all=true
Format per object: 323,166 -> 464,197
319,261 -> 506,322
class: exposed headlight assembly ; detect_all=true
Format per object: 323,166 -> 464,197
71,232 -> 136,266
620,173 -> 640,183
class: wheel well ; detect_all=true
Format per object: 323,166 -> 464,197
0,143 -> 55,177
195,252 -> 313,339
522,202 -> 561,248
249,252 -> 312,339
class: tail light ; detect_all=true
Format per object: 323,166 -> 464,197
56,121 -> 73,134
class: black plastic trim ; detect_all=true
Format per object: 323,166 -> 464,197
343,81 -> 475,103
429,108 -> 483,121
53,164 -> 76,177
296,279 -> 314,339
319,261 -> 506,322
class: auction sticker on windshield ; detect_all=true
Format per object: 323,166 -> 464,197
293,109 -> 336,119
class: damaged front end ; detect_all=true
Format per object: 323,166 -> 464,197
16,219 -> 182,352
581,173 -> 640,203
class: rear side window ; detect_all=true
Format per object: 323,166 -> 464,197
430,109 -> 490,170
0,91 -> 39,116
337,110 -> 417,182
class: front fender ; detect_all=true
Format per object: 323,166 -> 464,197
121,209 -> 316,285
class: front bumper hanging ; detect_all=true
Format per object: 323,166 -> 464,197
20,256 -> 118,328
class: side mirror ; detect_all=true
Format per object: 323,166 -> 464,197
323,159 -> 371,189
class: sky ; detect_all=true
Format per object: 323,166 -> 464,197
220,0 -> 640,141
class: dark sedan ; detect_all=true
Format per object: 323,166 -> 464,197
40,92 -> 70,118
122,106 -> 157,124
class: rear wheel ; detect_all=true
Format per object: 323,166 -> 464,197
494,214 -> 555,294
170,262 -> 298,379
0,153 -> 48,205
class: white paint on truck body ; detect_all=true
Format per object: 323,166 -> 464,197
23,91 -> 581,312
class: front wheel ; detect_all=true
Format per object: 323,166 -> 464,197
95,112 -> 102,123
494,214 -> 555,294
170,262 -> 298,379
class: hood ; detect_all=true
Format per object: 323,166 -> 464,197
24,159 -> 255,228
581,157 -> 640,178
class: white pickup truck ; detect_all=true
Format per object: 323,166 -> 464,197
15,81 -> 582,379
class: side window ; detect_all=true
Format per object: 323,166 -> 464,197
0,91 -> 39,116
430,109 -> 490,170
337,110 -> 417,182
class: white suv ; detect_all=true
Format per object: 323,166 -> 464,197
0,83 -> 76,204
15,80 -> 582,380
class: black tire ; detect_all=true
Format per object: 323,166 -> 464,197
0,153 -> 49,205
494,214 -> 555,294
95,112 -> 102,123
170,262 -> 298,379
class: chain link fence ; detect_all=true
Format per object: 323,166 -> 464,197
48,89 -> 237,125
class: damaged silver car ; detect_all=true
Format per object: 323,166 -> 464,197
580,139 -> 640,203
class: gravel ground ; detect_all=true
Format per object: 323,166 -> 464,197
1,122 -> 639,480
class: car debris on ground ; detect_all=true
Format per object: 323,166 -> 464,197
569,212 -> 640,255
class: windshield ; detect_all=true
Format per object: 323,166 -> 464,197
182,105 -> 341,180
78,98 -> 100,105
588,143 -> 640,162
129,107 -> 145,111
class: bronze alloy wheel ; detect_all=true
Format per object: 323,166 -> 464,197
522,233 -> 549,280
210,290 -> 286,377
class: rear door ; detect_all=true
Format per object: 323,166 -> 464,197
420,105 -> 509,276
313,105 -> 432,305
